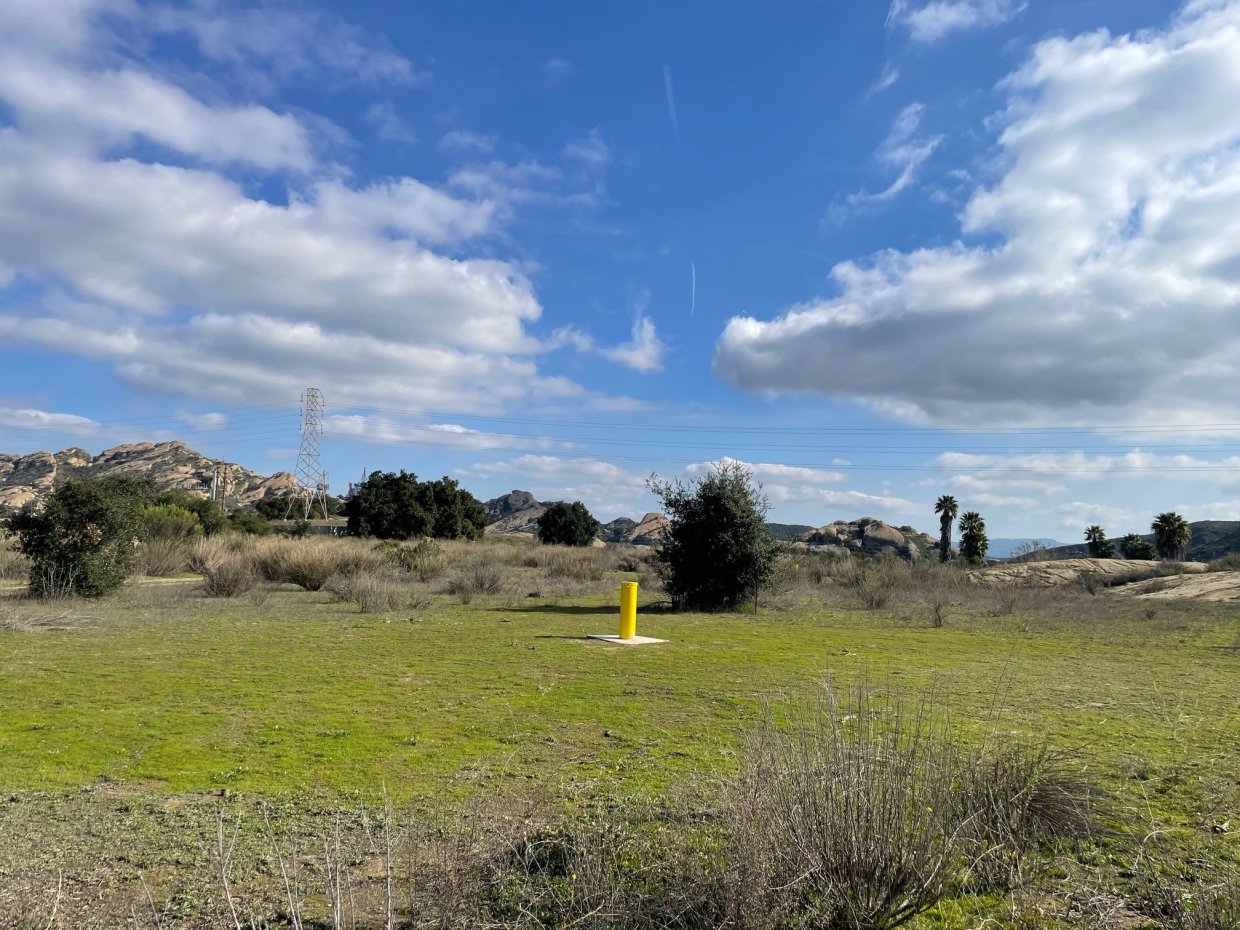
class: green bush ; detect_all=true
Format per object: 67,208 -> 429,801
4,476 -> 148,597
648,461 -> 780,611
228,510 -> 272,536
152,491 -> 227,536
139,503 -> 201,542
346,471 -> 486,540
536,501 -> 600,547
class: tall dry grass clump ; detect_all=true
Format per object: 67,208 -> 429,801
731,679 -> 965,929
0,537 -> 29,581
132,536 -> 192,577
725,678 -> 1103,928
250,537 -> 385,591
325,570 -> 429,613
443,558 -> 506,603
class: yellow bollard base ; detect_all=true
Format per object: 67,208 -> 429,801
587,634 -> 667,646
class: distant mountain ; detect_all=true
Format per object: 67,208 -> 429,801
765,523 -> 816,541
1038,522 -> 1240,563
987,538 -> 1065,559
0,441 -> 297,511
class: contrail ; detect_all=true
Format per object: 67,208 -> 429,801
662,64 -> 679,142
690,260 -> 696,316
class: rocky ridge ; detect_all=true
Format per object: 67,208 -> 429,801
792,518 -> 939,561
482,491 -> 669,545
0,441 -> 297,510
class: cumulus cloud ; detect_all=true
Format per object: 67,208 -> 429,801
322,415 -> 564,451
0,1 -> 615,415
717,1 -> 1240,426
599,314 -> 667,373
685,456 -> 844,485
887,0 -> 1025,45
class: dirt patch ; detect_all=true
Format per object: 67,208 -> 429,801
969,558 -> 1205,588
1114,570 -> 1240,601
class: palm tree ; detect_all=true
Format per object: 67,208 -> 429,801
1084,525 -> 1107,558
1151,512 -> 1191,561
934,495 -> 958,563
958,511 -> 988,565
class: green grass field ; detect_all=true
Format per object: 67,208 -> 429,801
1,571 -> 1238,927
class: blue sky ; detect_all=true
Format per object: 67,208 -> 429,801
4,0 -> 1240,540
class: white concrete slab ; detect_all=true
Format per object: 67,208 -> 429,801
587,634 -> 667,646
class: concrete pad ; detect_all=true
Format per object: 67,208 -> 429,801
587,634 -> 667,646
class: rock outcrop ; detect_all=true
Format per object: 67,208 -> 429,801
481,490 -> 669,545
793,517 -> 938,561
600,513 -> 668,546
0,441 -> 297,510
969,558 -> 1207,588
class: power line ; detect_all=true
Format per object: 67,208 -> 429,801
321,431 -> 1240,474
324,402 -> 1240,436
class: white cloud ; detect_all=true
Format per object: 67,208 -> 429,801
563,129 -> 610,169
439,130 -> 497,154
766,484 -> 920,517
871,63 -> 901,94
148,4 -> 424,86
544,58 -> 576,81
0,406 -> 100,433
685,456 -> 845,485
322,415 -> 563,451
0,48 -> 315,172
887,0 -> 1025,45
717,1 -> 1240,426
599,314 -> 667,373
932,450 -> 1240,479
0,2 -> 624,417
177,410 -> 228,431
463,454 -> 652,521
366,103 -> 417,145
1052,501 -> 1143,533
833,103 -> 942,216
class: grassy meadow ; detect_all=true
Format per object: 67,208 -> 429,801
1,536 -> 1238,928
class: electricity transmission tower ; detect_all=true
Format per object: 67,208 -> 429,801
287,388 -> 330,520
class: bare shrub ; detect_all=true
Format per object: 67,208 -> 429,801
732,678 -> 966,930
841,558 -> 902,610
326,570 -> 428,613
958,742 -> 1101,892
201,553 -> 257,598
930,597 -> 948,627
132,536 -> 191,577
1145,875 -> 1240,930
1208,553 -> 1240,573
444,559 -> 505,603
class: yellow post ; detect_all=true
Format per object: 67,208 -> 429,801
619,581 -> 638,640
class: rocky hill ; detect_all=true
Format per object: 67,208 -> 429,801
0,441 -> 297,510
482,491 -> 669,545
792,517 -> 939,561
